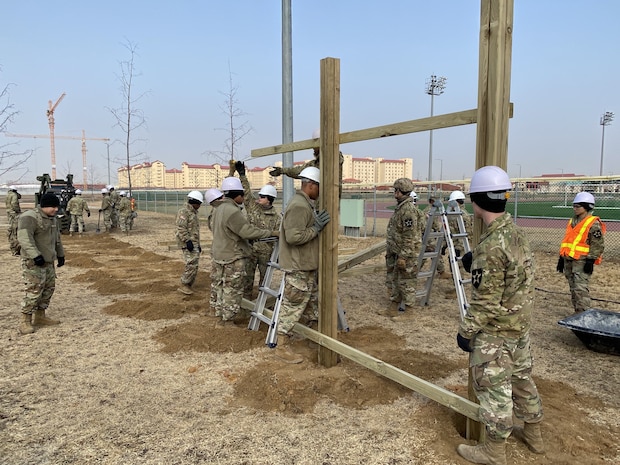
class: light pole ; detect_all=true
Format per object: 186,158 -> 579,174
513,164 -> 521,223
425,75 -> 447,196
600,111 -> 614,176
435,158 -> 443,181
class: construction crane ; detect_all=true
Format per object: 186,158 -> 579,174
5,131 -> 110,189
47,93 -> 66,180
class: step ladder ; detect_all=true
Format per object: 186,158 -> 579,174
416,200 -> 471,319
248,238 -> 349,348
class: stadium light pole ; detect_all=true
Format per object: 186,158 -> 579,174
425,75 -> 446,197
435,158 -> 443,181
599,111 -> 614,176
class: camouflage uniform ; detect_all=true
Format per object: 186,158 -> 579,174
211,198 -> 273,321
459,212 -> 543,441
6,189 -> 22,255
175,203 -> 201,287
109,189 -> 120,228
448,203 -> 473,255
422,201 -> 444,273
17,207 -> 65,315
386,195 -> 421,307
240,174 -> 281,298
66,195 -> 90,234
118,196 -> 132,233
277,190 -> 321,335
100,194 -> 114,232
207,199 -> 223,314
560,214 -> 605,312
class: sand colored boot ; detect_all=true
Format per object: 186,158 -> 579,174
513,422 -> 545,454
457,438 -> 507,465
19,313 -> 35,334
271,336 -> 303,364
33,309 -> 60,326
177,284 -> 194,295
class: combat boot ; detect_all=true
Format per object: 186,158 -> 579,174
19,313 -> 35,335
33,309 -> 60,326
513,422 -> 544,454
177,284 -> 193,295
271,335 -> 303,364
457,438 -> 507,465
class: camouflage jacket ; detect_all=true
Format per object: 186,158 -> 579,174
17,207 -> 64,264
118,197 -> 131,214
109,190 -> 120,208
175,203 -> 201,247
6,190 -> 21,214
279,190 -> 320,272
67,196 -> 90,215
101,195 -> 113,211
459,212 -> 535,341
211,198 -> 272,264
448,205 -> 473,247
386,196 -> 422,260
240,175 -> 281,255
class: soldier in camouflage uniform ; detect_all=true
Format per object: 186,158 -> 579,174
204,188 -> 224,315
16,193 -> 65,335
5,185 -> 22,255
557,191 -> 605,313
211,177 -> 277,324
117,191 -> 132,234
175,191 -> 204,295
276,167 -> 330,363
385,178 -> 422,315
446,190 -> 474,274
108,186 -> 120,229
66,189 -> 90,236
99,188 -> 114,232
234,161 -> 281,299
456,166 -> 544,465
421,196 -> 446,276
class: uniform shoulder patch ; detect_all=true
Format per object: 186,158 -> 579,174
592,229 -> 602,239
403,218 -> 413,228
471,268 -> 483,288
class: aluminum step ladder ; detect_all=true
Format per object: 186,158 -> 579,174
416,200 -> 472,318
248,238 -> 349,348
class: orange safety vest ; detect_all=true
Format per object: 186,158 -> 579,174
559,215 -> 606,264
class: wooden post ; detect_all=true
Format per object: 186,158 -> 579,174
469,0 -> 514,441
318,57 -> 340,368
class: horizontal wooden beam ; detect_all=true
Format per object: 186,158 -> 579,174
337,241 -> 386,273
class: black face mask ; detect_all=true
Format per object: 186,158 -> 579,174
469,192 -> 506,213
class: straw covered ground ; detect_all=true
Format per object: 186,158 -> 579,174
1,210 -> 619,465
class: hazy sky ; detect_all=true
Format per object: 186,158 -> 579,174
1,1 -> 618,185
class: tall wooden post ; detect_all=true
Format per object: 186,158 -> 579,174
318,57 -> 340,368
469,0 -> 514,440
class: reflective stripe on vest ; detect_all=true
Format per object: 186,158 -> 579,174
559,215 -> 600,261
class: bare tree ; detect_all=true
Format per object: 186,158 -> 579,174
0,71 -> 32,183
204,63 -> 253,166
107,39 -> 148,195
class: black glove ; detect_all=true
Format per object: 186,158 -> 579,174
235,161 -> 246,176
99,209 -> 102,212
441,245 -> 447,256
455,249 -> 461,258
312,209 -> 331,233
556,256 -> 564,273
87,211 -> 91,217
461,251 -> 473,273
185,241 -> 194,252
198,246 -> 202,253
57,256 -> 65,267
269,167 -> 282,177
33,255 -> 45,267
457,334 -> 473,353
583,258 -> 595,274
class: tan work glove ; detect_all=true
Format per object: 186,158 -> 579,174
396,258 -> 407,270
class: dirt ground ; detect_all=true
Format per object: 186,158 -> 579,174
1,209 -> 619,465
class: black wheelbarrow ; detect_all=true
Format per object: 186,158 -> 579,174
558,309 -> 620,356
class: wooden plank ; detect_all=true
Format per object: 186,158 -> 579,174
337,241 -> 386,273
339,265 -> 384,278
318,57 -> 340,368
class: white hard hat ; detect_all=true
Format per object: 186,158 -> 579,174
101,188 -> 109,194
187,190 -> 204,203
75,189 -> 82,195
573,192 -> 595,205
469,166 -> 512,194
258,184 -> 277,199
299,166 -> 320,184
107,185 -> 115,190
409,191 -> 418,200
449,190 -> 466,201
119,191 -> 126,196
204,188 -> 223,204
9,185 -> 16,191
221,177 -> 243,192
312,128 -> 320,139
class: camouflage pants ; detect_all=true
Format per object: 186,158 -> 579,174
103,209 -> 113,231
563,258 -> 591,312
111,208 -> 119,228
278,270 -> 318,335
243,251 -> 271,298
70,214 -> 85,233
21,259 -> 56,315
180,249 -> 200,287
470,332 -> 543,441
119,212 -> 131,232
385,253 -> 418,307
7,212 -> 19,255
424,244 -> 445,273
210,261 -> 224,317
214,258 -> 246,321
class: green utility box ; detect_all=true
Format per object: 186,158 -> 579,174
340,199 -> 365,237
